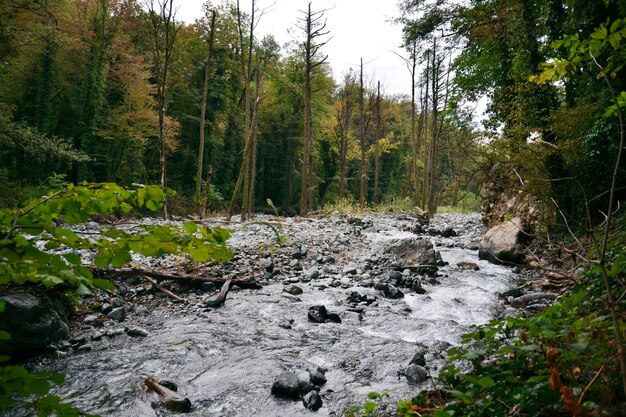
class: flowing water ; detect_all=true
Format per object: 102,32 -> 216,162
21,213 -> 519,416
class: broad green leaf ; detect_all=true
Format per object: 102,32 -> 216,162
63,253 -> 82,265
50,373 -> 65,385
479,376 -> 496,389
610,18 -> 622,33
184,222 -> 198,234
94,250 -> 113,268
0,330 -> 11,341
76,284 -> 92,296
92,279 -> 115,291
110,249 -> 131,268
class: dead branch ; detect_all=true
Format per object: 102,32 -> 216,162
91,267 -> 261,289
204,277 -> 232,308
144,276 -> 184,302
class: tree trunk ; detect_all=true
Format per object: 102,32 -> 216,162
359,57 -> 367,207
194,10 -> 217,217
373,80 -> 382,204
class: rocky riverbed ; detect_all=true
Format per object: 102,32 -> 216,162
10,212 -> 530,416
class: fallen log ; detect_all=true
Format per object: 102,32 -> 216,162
204,277 -> 232,308
90,267 -> 261,289
140,377 -> 191,413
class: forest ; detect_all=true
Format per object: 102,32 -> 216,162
1,0 -> 626,415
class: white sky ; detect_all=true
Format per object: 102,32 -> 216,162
176,0 -> 412,97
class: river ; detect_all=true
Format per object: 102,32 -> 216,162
21,212 -> 519,416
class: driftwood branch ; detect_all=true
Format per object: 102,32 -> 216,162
144,276 -> 185,302
141,377 -> 191,413
204,277 -> 232,308
91,267 -> 261,289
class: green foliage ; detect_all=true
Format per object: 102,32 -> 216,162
417,264 -> 625,417
345,391 -> 390,417
0,182 -> 233,292
0,364 -> 97,417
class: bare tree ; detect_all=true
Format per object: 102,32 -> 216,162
298,1 -> 329,216
144,0 -> 181,219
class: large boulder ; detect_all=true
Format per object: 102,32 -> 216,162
376,237 -> 442,267
0,292 -> 70,360
478,217 -> 526,264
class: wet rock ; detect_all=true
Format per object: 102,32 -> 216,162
271,372 -> 300,399
305,267 -> 320,280
342,265 -> 358,275
302,390 -> 323,411
388,270 -> 404,285
200,282 -> 217,293
347,292 -> 377,305
409,351 -> 426,367
308,305 -> 341,324
259,258 -> 274,272
297,372 -> 317,394
77,344 -> 92,352
307,366 -> 327,386
411,282 -> 427,294
279,319 -> 294,329
509,292 -> 556,309
0,292 -> 70,360
100,303 -> 113,314
107,307 -> 125,322
479,217 -> 527,264
283,285 -> 303,295
403,363 -> 428,384
499,288 -> 523,299
83,314 -> 100,325
126,327 -> 149,337
374,282 -> 404,299
134,305 -> 149,316
457,261 -> 479,271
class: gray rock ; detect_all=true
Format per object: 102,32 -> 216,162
403,363 -> 428,384
305,267 -> 320,280
409,351 -> 426,367
283,285 -> 303,296
200,282 -> 217,293
126,327 -> 149,337
457,261 -> 479,271
499,288 -> 523,299
107,307 -> 125,322
509,292 -> 555,308
83,314 -> 100,325
342,265 -> 358,275
297,372 -> 317,394
271,372 -> 300,399
308,305 -> 341,324
478,217 -> 527,264
77,344 -> 92,352
302,390 -> 323,411
377,237 -> 441,267
259,258 -> 274,272
0,292 -> 70,360
307,366 -> 327,386
134,305 -> 149,316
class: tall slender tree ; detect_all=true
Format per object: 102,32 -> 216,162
195,9 -> 217,217
298,1 -> 329,216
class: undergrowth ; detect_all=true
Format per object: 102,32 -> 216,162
347,242 -> 625,416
